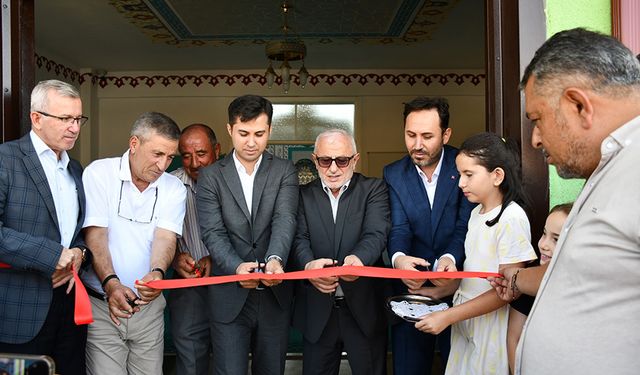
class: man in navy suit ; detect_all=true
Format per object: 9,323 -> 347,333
0,80 -> 91,375
383,97 -> 474,375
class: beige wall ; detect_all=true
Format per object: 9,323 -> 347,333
38,68 -> 485,177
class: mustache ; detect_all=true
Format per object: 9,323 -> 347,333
410,148 -> 427,154
541,148 -> 550,159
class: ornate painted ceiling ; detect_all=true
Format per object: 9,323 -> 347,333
35,0 -> 485,72
109,0 -> 462,46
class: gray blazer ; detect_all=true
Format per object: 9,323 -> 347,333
0,134 -> 87,344
197,151 -> 299,323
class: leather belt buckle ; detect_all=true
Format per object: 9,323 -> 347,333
333,296 -> 346,308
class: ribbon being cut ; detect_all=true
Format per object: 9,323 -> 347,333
145,266 -> 501,289
0,263 -> 501,324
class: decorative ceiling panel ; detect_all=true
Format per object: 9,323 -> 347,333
108,0 -> 461,46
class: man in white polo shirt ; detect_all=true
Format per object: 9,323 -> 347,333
82,112 -> 186,374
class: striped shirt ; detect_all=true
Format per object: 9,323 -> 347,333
171,168 -> 209,261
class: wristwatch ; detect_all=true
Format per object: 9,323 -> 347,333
76,245 -> 89,262
265,254 -> 283,265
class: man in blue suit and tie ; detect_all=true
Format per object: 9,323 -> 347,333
383,97 -> 474,375
0,80 -> 91,374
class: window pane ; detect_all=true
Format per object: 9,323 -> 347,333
271,104 -> 296,140
271,104 -> 354,141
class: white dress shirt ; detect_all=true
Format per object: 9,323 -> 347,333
233,151 -> 263,215
30,131 -> 79,248
321,180 -> 351,222
415,150 -> 444,209
392,150 -> 455,269
82,151 -> 186,294
320,179 -> 351,297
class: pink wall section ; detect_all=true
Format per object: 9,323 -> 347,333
621,0 -> 640,54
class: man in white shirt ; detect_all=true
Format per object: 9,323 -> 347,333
197,95 -> 298,375
0,79 -> 90,375
82,112 -> 186,374
383,97 -> 475,375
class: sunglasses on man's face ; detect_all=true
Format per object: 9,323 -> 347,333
313,154 -> 356,168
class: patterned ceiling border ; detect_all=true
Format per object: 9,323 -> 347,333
36,53 -> 485,89
108,0 -> 462,46
36,54 -> 84,83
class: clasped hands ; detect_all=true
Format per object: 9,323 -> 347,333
103,269 -> 164,326
395,255 -> 457,290
235,258 -> 285,289
173,252 -> 211,279
305,255 -> 364,294
52,247 -> 84,293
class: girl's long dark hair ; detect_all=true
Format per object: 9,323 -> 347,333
459,132 -> 530,227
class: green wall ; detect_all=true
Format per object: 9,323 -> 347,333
544,0 -> 610,208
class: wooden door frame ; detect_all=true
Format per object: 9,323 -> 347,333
1,0 -> 34,142
485,0 -> 548,241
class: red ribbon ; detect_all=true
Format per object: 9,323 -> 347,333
72,264 -> 94,325
1,262 -> 501,324
146,265 -> 502,290
0,262 -> 93,325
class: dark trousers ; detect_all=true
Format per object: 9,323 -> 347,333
0,286 -> 88,375
210,289 -> 290,375
303,300 -> 387,375
167,285 -> 213,375
392,320 -> 451,375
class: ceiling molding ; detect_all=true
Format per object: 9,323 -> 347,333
107,0 -> 462,46
36,53 -> 484,89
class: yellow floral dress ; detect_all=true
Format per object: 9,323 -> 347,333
445,202 -> 536,375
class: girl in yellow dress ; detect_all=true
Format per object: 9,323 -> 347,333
415,132 -> 537,375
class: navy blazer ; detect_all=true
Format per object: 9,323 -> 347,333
292,173 -> 391,343
383,145 -> 474,267
0,134 -> 86,344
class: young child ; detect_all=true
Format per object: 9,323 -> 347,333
506,203 -> 573,373
415,132 -> 537,375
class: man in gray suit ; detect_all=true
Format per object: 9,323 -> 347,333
197,95 -> 299,375
292,129 -> 391,375
0,80 -> 91,375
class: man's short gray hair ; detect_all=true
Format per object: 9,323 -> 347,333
131,112 -> 181,142
314,129 -> 357,154
521,28 -> 640,97
30,80 -> 80,112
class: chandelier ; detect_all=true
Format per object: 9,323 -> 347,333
264,1 -> 309,94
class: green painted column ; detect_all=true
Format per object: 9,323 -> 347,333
544,0 -> 611,208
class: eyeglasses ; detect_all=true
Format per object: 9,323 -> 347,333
117,181 -> 158,224
36,111 -> 89,127
313,154 -> 356,168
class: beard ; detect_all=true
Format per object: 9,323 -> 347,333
554,140 -> 594,179
551,111 -> 595,179
410,147 -> 442,168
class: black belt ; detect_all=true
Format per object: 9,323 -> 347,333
333,296 -> 346,308
86,287 -> 106,301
